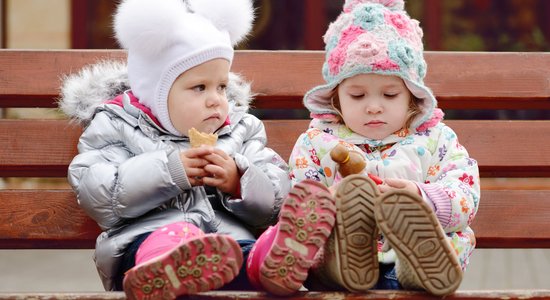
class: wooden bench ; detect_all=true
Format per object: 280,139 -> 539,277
1,49 -> 550,299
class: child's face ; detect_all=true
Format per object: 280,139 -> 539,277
338,74 -> 411,140
168,58 -> 230,135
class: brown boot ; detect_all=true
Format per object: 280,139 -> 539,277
311,174 -> 380,292
374,189 -> 463,296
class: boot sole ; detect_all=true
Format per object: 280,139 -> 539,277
259,180 -> 336,296
375,190 -> 462,296
123,234 -> 243,300
333,174 -> 379,292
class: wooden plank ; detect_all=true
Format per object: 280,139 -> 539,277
2,120 -> 550,178
481,178 -> 550,190
0,290 -> 550,300
0,50 -> 127,107
0,120 -> 82,177
0,190 -> 98,249
1,50 -> 549,109
1,189 -> 549,249
448,120 -> 550,177
471,190 -> 550,248
426,52 -> 550,108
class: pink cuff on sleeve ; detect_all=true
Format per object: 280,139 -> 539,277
418,183 -> 452,228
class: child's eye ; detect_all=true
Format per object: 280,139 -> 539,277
384,93 -> 398,98
350,94 -> 364,99
192,85 -> 206,92
218,84 -> 227,92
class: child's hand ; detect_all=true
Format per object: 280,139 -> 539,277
378,178 -> 421,196
202,148 -> 240,197
179,147 -> 214,186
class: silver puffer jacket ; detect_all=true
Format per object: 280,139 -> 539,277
59,61 -> 290,290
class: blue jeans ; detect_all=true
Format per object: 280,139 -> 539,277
219,239 -> 256,290
116,234 -> 256,291
115,231 -> 152,290
374,263 -> 402,290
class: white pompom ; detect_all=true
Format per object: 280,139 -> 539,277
113,0 -> 187,56
188,0 -> 254,46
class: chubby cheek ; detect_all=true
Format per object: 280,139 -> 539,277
168,99 -> 194,132
342,113 -> 368,136
391,109 -> 409,129
170,110 -> 195,134
341,105 -> 363,126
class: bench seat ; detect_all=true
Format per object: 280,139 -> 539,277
1,290 -> 550,300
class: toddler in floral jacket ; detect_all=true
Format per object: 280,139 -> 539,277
289,0 -> 480,296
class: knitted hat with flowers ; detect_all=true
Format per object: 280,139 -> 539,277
304,0 -> 440,131
114,0 -> 254,136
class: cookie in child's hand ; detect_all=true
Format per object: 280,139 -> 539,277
188,127 -> 218,148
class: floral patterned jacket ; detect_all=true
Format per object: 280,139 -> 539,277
289,117 -> 480,269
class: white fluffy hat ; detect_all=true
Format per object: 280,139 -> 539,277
114,0 -> 254,136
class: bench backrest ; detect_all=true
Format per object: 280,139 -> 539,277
1,50 -> 550,249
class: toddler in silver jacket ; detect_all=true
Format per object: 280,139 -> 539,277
60,0 -> 338,298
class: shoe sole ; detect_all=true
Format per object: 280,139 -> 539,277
259,180 -> 336,296
123,234 -> 243,300
375,190 -> 462,296
333,174 -> 380,292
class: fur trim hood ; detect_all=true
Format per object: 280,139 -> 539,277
58,60 -> 253,125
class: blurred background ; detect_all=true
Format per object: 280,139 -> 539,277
1,0 -> 549,292
4,0 -> 550,51
2,0 -> 550,121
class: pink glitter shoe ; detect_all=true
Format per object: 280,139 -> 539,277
255,179 -> 336,296
123,234 -> 243,300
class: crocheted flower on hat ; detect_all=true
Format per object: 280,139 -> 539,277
344,0 -> 405,13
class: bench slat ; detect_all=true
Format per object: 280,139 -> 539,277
1,189 -> 548,249
1,50 -> 550,109
1,290 -> 550,300
0,120 -> 81,177
2,120 -> 550,178
0,190 -> 97,249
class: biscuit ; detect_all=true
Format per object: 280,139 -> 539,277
188,127 -> 218,148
